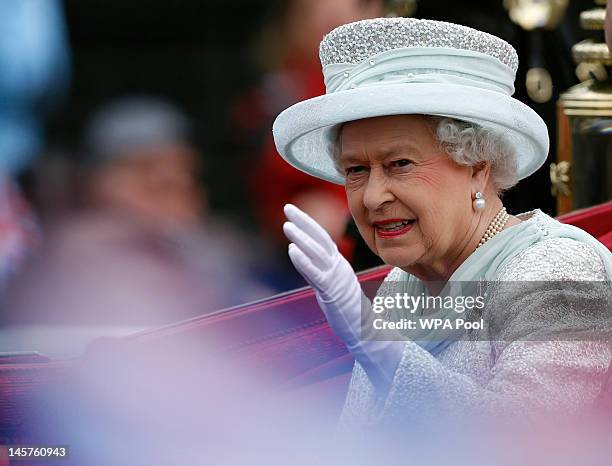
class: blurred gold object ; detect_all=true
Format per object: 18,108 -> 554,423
576,62 -> 608,82
580,8 -> 606,30
556,0 -> 612,214
384,0 -> 417,18
560,80 -> 612,116
526,67 -> 554,103
504,0 -> 568,30
572,40 -> 612,65
550,161 -> 572,197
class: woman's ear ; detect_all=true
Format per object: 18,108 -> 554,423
470,161 -> 492,190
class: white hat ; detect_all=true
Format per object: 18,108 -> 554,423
272,18 -> 549,185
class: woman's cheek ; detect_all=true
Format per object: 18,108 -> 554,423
405,168 -> 445,189
413,213 -> 438,248
346,194 -> 377,253
346,192 -> 362,220
412,157 -> 461,188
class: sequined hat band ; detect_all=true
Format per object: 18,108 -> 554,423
319,18 -> 518,72
324,47 -> 515,95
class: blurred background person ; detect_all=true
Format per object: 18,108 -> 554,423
82,97 -> 207,231
2,97 -> 269,356
233,0 -> 384,290
0,0 -> 70,288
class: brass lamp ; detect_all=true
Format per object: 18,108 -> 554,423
555,0 -> 612,213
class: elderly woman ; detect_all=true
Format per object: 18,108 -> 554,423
272,18 -> 612,425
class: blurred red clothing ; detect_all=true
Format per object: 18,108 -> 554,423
236,58 -> 350,254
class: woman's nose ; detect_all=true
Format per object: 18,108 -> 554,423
362,171 -> 394,211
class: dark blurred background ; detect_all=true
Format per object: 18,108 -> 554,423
36,0 -> 269,221
0,0 -> 601,349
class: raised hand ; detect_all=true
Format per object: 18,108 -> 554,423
283,204 -> 404,395
283,203 -> 358,304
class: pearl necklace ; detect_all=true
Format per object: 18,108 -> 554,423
477,207 -> 510,249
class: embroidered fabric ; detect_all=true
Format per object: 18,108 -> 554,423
340,210 -> 611,427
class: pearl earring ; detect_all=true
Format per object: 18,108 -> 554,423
473,192 -> 486,211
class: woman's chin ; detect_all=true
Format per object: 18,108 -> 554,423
378,250 -> 419,269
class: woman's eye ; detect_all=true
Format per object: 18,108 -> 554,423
346,166 -> 367,175
391,159 -> 413,168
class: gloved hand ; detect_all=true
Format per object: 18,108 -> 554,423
283,204 -> 405,395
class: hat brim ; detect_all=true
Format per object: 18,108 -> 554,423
272,83 -> 549,185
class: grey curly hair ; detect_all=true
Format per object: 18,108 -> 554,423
334,116 -> 519,192
432,117 -> 518,192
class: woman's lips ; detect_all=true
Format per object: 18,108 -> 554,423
374,220 -> 415,239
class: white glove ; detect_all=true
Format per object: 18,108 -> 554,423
283,204 -> 405,395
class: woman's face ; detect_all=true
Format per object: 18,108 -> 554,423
339,115 -> 480,275
90,143 -> 206,229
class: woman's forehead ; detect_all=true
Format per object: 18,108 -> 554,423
339,115 -> 436,159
